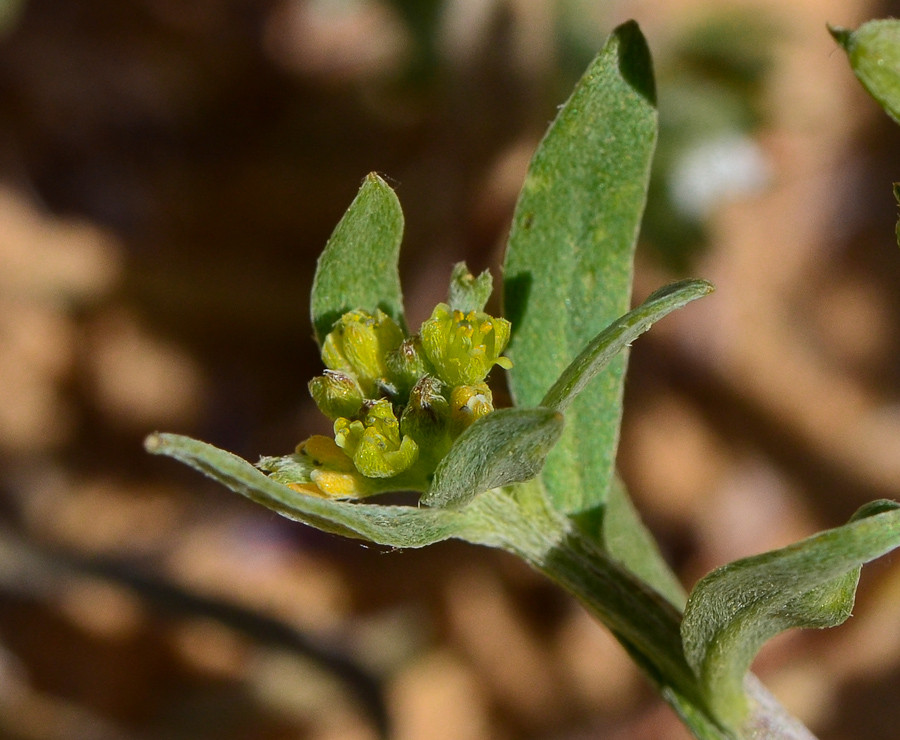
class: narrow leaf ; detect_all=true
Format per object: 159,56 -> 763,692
145,433 -> 468,548
681,499 -> 900,729
830,20 -> 900,124
447,262 -> 493,313
541,280 -> 713,412
601,477 -> 686,609
503,20 -> 658,516
423,408 -> 565,508
311,173 -> 406,342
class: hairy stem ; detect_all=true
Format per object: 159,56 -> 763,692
462,484 -> 819,740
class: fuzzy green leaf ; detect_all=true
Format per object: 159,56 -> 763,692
503,20 -> 658,516
601,477 -> 686,609
145,433 -> 469,547
541,280 -> 713,413
681,499 -> 900,729
423,408 -> 565,508
311,173 -> 406,342
447,262 -> 493,313
830,20 -> 900,124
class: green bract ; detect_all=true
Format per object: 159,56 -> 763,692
399,376 -> 453,464
385,336 -> 430,398
308,370 -> 365,421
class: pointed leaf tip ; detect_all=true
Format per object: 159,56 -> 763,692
612,20 -> 656,106
827,24 -> 851,49
831,19 -> 900,124
311,173 -> 406,342
502,19 -> 658,516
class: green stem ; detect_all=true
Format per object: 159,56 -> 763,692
462,484 -> 818,740
467,483 -> 702,703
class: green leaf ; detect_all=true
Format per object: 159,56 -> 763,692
447,262 -> 493,313
310,173 -> 406,343
145,433 -> 469,548
423,408 -> 565,508
830,20 -> 900,124
541,280 -> 713,412
681,499 -> 900,729
503,20 -> 658,516
601,477 -> 686,609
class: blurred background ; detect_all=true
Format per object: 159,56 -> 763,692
1,0 -> 900,738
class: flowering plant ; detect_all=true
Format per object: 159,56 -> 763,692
147,20 -> 900,740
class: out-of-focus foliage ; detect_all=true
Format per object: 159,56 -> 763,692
0,0 -> 24,35
643,10 -> 777,272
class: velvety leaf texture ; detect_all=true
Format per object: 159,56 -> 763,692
541,279 -> 713,413
601,477 -> 687,609
311,173 -> 406,342
145,433 -> 469,548
681,499 -> 900,728
423,408 -> 565,508
503,20 -> 658,516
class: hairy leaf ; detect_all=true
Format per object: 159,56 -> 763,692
311,173 -> 406,342
831,20 -> 900,124
503,20 -> 658,516
423,408 -> 565,508
145,433 -> 469,547
681,499 -> 900,728
601,477 -> 686,609
541,280 -> 713,412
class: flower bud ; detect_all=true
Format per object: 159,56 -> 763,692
308,370 -> 364,420
288,435 -> 374,499
400,376 -> 453,460
334,399 -> 419,478
385,336 -> 431,398
421,303 -> 512,386
321,309 -> 404,395
450,382 -> 494,431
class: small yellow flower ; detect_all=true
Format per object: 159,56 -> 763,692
334,399 -> 419,478
289,435 -> 374,498
321,309 -> 404,396
421,303 -> 512,386
268,288 -> 514,499
301,435 -> 356,471
450,383 -> 494,430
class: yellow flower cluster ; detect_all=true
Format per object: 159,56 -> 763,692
291,302 -> 512,498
